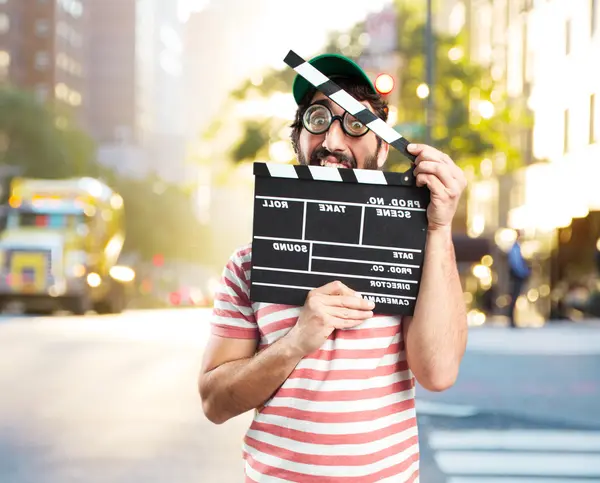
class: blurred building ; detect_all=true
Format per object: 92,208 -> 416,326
182,1 -> 264,140
87,0 -> 137,145
86,0 -> 145,179
0,0 -> 87,125
463,0 -> 600,321
86,0 -> 190,184
136,0 -> 188,184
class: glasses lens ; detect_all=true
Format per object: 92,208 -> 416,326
343,113 -> 368,137
303,105 -> 331,134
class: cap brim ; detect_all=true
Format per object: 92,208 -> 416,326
292,54 -> 376,105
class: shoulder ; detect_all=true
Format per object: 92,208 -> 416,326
231,243 -> 252,263
220,243 -> 253,292
225,243 -> 252,273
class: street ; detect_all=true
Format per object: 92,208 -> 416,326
1,310 -> 600,482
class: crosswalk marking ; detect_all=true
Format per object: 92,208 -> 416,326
435,452 -> 600,477
428,429 -> 600,481
429,429 -> 600,451
448,478 -> 599,483
416,400 -> 479,418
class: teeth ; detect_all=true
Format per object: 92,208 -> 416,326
320,160 -> 347,168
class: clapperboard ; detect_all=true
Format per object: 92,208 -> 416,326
249,51 -> 430,315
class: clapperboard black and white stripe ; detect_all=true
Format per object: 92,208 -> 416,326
250,163 -> 430,315
284,50 -> 416,163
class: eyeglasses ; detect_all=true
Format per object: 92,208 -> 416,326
302,104 -> 369,138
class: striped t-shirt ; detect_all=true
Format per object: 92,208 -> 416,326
211,244 -> 420,482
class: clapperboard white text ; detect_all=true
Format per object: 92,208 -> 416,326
250,163 -> 430,315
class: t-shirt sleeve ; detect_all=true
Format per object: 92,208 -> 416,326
211,245 -> 259,340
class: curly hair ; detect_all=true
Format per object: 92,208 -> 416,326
290,77 -> 389,155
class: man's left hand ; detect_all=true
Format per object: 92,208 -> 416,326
408,143 -> 467,231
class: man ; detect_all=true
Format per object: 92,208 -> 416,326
199,53 -> 468,482
507,230 -> 531,327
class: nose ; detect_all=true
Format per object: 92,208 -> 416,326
322,118 -> 347,153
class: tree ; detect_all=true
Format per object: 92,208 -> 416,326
0,87 -> 98,179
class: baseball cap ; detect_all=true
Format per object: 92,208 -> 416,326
292,53 -> 377,105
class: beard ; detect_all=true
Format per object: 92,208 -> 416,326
298,146 -> 380,170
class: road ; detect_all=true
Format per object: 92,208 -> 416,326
1,309 -> 600,482
417,322 -> 600,482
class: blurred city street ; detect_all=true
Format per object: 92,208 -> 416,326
1,1 -> 600,479
1,309 -> 600,482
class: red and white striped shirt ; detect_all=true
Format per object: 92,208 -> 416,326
212,244 -> 420,482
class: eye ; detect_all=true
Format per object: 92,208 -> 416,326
303,105 -> 331,132
345,115 -> 367,135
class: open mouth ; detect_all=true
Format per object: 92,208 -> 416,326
319,157 -> 353,169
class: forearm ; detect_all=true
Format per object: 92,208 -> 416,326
200,336 -> 304,424
405,227 -> 467,391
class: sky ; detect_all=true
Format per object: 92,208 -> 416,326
181,0 -> 392,72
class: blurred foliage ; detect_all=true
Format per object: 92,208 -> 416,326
232,120 -> 270,162
225,3 -> 530,175
384,1 -> 530,174
0,86 -> 208,265
0,87 -> 98,178
230,67 -> 296,101
105,174 -> 210,264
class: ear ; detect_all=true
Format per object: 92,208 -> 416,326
376,140 -> 390,168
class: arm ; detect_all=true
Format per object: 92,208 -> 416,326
199,280 -> 374,424
402,143 -> 468,392
403,226 -> 467,392
199,335 -> 304,424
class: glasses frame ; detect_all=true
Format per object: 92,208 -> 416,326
302,104 -> 369,138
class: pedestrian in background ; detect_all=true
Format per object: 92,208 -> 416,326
507,230 -> 531,327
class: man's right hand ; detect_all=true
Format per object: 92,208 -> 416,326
285,281 -> 375,356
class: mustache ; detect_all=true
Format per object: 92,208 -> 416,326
309,147 -> 356,169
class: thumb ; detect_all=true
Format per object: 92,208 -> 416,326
313,280 -> 358,297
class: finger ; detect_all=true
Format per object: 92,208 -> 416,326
327,306 -> 374,321
416,173 -> 449,197
414,161 -> 461,193
407,143 -> 428,156
413,146 -> 455,167
454,167 -> 468,189
311,280 -> 357,297
416,172 -> 428,188
442,152 -> 457,166
409,144 -> 438,163
322,295 -> 375,311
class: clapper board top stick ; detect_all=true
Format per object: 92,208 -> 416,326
250,51 -> 430,316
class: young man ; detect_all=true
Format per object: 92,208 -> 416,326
199,53 -> 468,482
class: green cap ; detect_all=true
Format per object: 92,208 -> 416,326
292,53 -> 376,105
